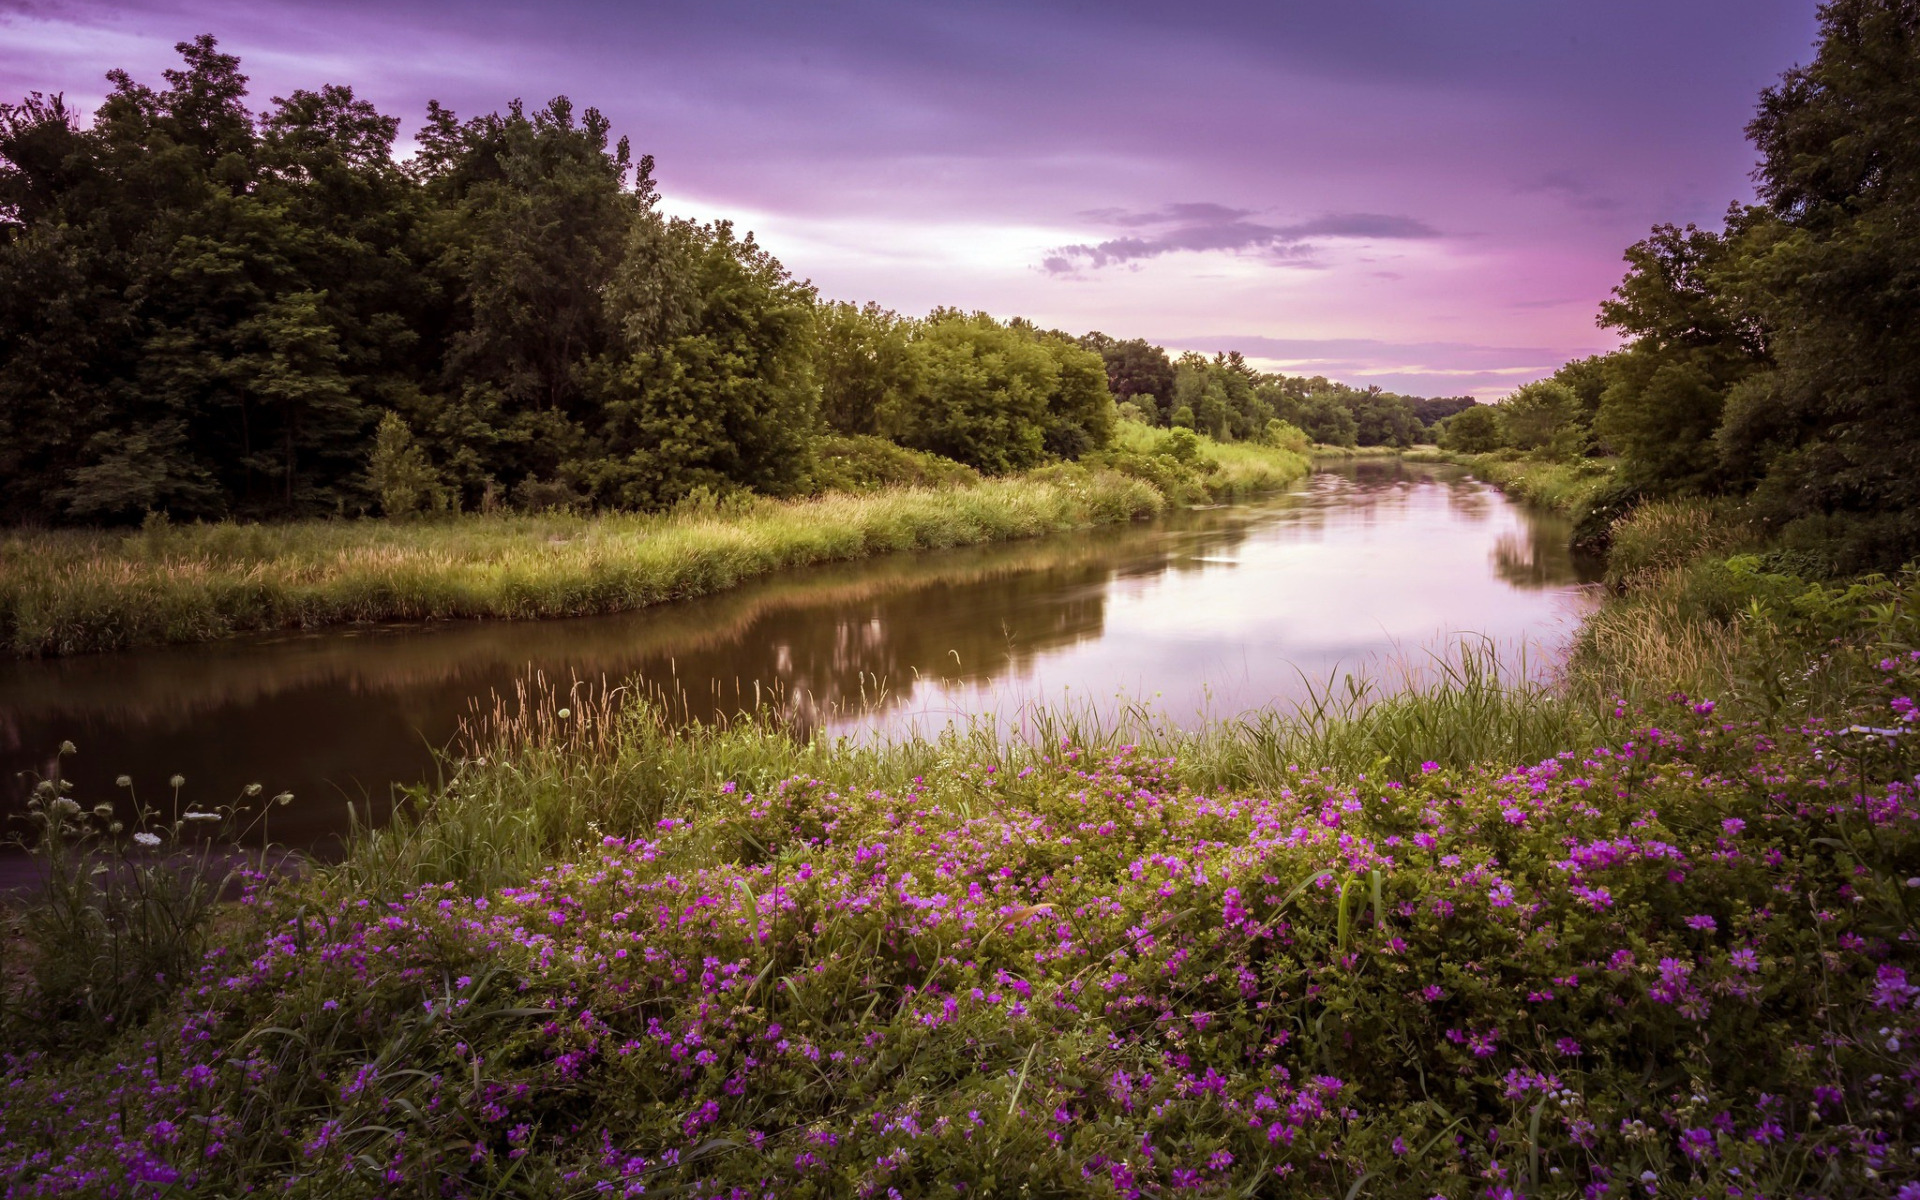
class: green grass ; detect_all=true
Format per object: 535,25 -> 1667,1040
11,467 -> 1918,1196
6,571 -> 1917,1195
1305,443 -> 1410,458
1438,451 -> 1615,515
0,438 -> 1309,658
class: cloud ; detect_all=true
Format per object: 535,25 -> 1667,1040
1044,204 -> 1441,274
1519,171 -> 1622,214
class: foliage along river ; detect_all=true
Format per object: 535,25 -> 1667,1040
0,461 -> 1602,861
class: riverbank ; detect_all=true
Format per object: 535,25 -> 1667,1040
5,474 -> 1916,1197
1405,449 -> 1616,515
0,434 -> 1309,658
4,548 -> 1915,1195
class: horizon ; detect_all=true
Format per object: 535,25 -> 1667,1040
2,0 -> 1824,398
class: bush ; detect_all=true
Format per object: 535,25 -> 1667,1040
1439,404 -> 1503,453
1602,498 -> 1750,587
806,435 -> 981,493
1262,418 -> 1311,455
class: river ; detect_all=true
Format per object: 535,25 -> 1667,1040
0,460 -> 1601,855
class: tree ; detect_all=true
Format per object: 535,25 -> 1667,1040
815,301 -> 914,437
1716,0 -> 1920,567
1499,380 -> 1588,460
894,312 -> 1057,474
368,411 -> 449,516
1594,221 -> 1765,493
1440,404 -> 1504,454
1080,334 -> 1174,424
420,96 -> 649,503
578,217 -> 819,507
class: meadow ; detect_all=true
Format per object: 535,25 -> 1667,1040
4,493 -> 1918,1198
0,430 -> 1308,659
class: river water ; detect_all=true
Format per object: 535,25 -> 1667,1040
0,461 -> 1601,854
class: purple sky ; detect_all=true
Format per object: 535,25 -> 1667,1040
2,0 -> 1822,397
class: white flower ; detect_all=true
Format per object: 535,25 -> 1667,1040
169,774 -> 186,789
115,775 -> 132,788
182,811 -> 220,822
133,832 -> 161,847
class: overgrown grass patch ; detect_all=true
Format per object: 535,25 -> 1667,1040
0,438 -> 1308,659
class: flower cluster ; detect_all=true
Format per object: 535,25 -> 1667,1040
4,685 -> 1919,1197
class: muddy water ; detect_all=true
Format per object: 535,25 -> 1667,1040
0,461 -> 1600,854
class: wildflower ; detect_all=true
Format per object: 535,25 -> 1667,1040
183,811 -> 220,822
245,782 -> 262,797
115,774 -> 132,788
59,740 -> 75,755
1684,914 -> 1716,932
169,773 -> 185,788
133,832 -> 161,847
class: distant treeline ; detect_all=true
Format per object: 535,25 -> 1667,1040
1432,0 -> 1920,573
0,36 -> 1466,526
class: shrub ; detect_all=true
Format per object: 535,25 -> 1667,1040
1603,498 -> 1749,587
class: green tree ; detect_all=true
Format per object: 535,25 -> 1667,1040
1594,221 -> 1766,492
1499,380 -> 1588,460
1079,334 -> 1175,424
1716,0 -> 1920,566
418,96 -> 648,503
367,411 -> 449,516
814,301 -> 915,437
894,312 -> 1057,474
1440,404 -> 1504,454
578,217 -> 818,507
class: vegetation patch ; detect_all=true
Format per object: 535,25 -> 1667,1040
0,436 -> 1307,658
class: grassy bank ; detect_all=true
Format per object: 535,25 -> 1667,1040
6,494 -> 1918,1197
0,435 -> 1308,658
5,584 -> 1917,1195
1413,450 -> 1616,516
1307,443 -> 1414,459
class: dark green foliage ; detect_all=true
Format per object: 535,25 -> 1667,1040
0,38 -> 1151,525
1500,380 -> 1589,461
1593,221 -> 1766,494
1440,403 -> 1504,453
886,311 -> 1116,475
1408,394 -> 1475,435
575,218 -> 819,507
1717,0 -> 1920,569
1079,331 -> 1175,424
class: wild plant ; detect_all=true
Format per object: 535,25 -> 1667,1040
4,745 -> 292,1042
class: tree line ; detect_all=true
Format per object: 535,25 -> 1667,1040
0,36 -> 1474,525
1435,0 -> 1920,572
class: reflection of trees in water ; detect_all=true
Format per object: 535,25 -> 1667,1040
0,509 -> 1270,833
635,555 -> 1115,735
1491,516 -> 1605,589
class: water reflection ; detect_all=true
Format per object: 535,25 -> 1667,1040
2,461 -> 1600,852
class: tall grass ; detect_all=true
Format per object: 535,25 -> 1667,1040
0,440 -> 1308,658
327,640 -> 1599,897
1439,451 -> 1614,515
